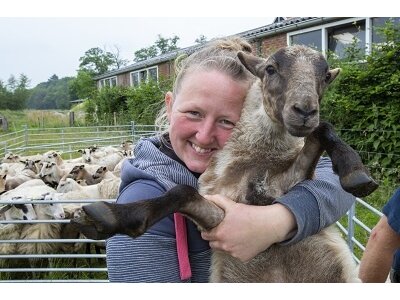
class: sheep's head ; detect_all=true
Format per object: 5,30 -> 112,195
238,45 -> 340,137
0,197 -> 37,221
93,166 -> 107,179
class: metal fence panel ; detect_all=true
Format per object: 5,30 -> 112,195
0,124 -> 386,282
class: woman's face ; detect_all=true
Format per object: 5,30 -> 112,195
166,69 -> 248,173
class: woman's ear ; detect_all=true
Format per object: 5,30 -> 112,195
165,91 -> 174,122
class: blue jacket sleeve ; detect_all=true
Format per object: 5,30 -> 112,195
275,156 -> 356,245
117,179 -> 176,237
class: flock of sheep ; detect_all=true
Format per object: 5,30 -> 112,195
0,141 -> 133,274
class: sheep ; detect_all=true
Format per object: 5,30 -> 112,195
56,177 -> 120,200
113,151 -> 134,177
92,166 -> 119,182
0,162 -> 25,177
97,177 -> 121,199
39,161 -> 68,188
72,45 -> 378,282
67,165 -> 101,185
0,199 -> 37,270
119,140 -> 134,151
41,150 -> 64,166
4,161 -> 39,190
1,152 -> 21,163
79,149 -> 124,172
0,174 -> 5,195
59,203 -> 86,254
1,181 -> 65,272
56,178 -> 102,199
16,192 -> 66,271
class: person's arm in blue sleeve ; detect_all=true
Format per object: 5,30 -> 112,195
276,156 -> 356,245
106,179 -> 185,282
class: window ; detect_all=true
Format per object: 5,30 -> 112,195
328,20 -> 366,59
372,17 -> 400,44
99,76 -> 117,89
290,29 -> 322,51
130,66 -> 158,87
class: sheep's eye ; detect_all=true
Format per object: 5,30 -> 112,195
325,72 -> 331,82
265,65 -> 276,75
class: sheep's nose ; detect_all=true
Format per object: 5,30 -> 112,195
292,103 -> 318,120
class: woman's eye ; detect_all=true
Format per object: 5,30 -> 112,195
220,119 -> 235,129
187,111 -> 201,118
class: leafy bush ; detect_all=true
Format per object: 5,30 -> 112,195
322,20 -> 400,190
85,77 -> 172,125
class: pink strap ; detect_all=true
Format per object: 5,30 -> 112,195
174,212 -> 192,280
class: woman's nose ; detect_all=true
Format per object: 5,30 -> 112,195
196,121 -> 216,145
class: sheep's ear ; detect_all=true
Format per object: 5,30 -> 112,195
79,165 -> 84,169
102,166 -> 107,171
35,159 -> 41,163
326,68 -> 341,84
238,51 -> 267,79
2,174 -> 6,179
78,149 -> 83,153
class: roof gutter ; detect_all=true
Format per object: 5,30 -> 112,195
240,17 -> 344,40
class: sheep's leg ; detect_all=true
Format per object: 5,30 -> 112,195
312,121 -> 378,197
71,185 -> 225,240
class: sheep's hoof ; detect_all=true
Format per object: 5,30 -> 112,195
340,170 -> 379,197
71,202 -> 119,240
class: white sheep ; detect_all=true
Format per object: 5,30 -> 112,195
56,178 -> 102,200
4,168 -> 37,191
0,199 -> 37,269
2,152 -> 21,163
16,192 -> 65,269
0,162 -> 25,176
92,166 -> 119,181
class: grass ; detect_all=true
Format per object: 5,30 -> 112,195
0,245 -> 108,281
0,109 -> 86,132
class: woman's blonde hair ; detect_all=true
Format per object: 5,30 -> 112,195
155,36 -> 253,128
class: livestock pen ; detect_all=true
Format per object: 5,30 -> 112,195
0,124 -> 397,282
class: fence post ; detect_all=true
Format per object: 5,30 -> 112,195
61,128 -> 65,153
23,125 -> 28,150
131,121 -> 135,141
347,202 -> 356,254
69,112 -> 75,127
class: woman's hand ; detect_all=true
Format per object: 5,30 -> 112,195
201,194 -> 297,262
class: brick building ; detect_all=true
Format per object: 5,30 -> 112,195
94,17 -> 399,89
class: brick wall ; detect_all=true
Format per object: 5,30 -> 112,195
260,33 -> 288,57
158,61 -> 173,78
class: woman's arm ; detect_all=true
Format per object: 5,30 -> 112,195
201,157 -> 355,261
276,156 -> 355,245
106,179 -> 184,282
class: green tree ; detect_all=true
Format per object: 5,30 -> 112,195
195,34 -> 208,44
69,70 -> 97,100
26,75 -> 73,109
134,35 -> 180,62
79,47 -> 115,76
0,74 -> 31,110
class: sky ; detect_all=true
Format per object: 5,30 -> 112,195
0,17 -> 275,87
0,0 -> 387,88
